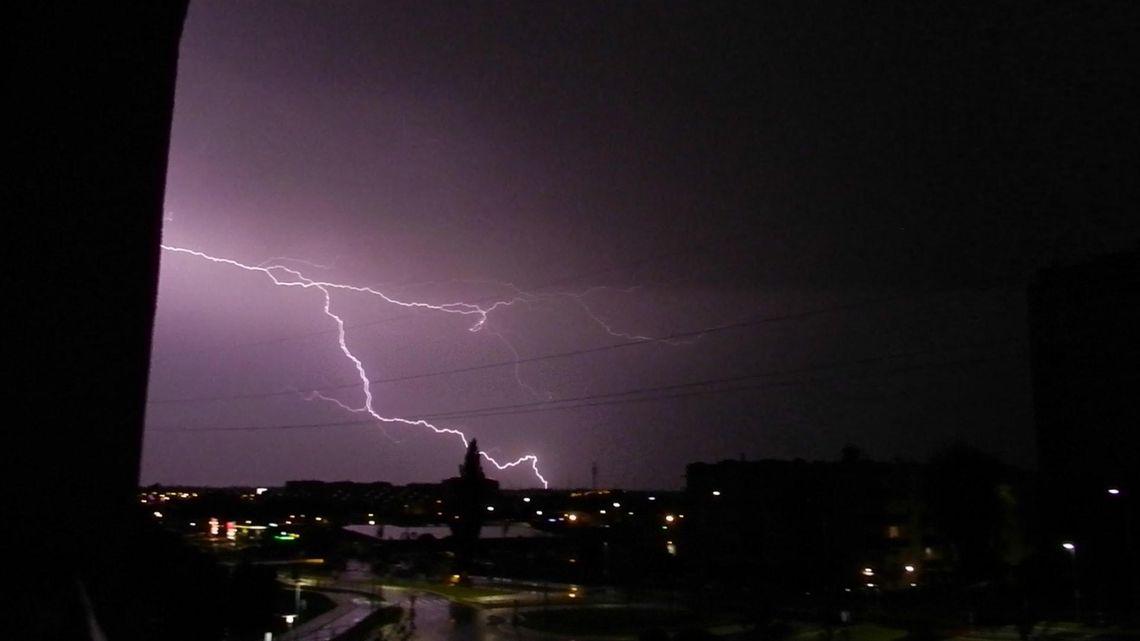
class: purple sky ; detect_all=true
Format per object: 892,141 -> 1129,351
141,1 -> 1138,489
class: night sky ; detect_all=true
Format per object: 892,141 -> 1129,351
141,1 -> 1138,489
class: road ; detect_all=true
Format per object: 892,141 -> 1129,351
282,568 -> 569,641
278,577 -> 387,641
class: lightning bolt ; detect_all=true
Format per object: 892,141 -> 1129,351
566,285 -> 701,345
161,244 -> 549,487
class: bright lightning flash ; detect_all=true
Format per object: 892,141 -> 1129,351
161,245 -> 549,487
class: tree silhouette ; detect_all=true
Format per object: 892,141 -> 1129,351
446,439 -> 496,577
923,441 -> 1024,588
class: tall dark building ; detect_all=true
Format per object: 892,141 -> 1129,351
1028,248 -> 1139,617
14,4 -> 188,639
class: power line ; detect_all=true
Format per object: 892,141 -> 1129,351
410,339 -> 1026,421
149,338 -> 1026,432
415,352 -> 1027,422
148,287 -> 991,405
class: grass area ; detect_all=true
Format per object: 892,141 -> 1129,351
790,623 -> 907,641
380,577 -> 515,601
847,624 -> 909,641
520,606 -> 699,636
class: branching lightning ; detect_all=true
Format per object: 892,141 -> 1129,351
162,244 -> 568,487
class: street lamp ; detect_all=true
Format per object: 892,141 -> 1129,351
1061,542 -> 1079,622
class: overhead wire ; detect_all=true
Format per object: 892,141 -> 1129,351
147,286 -> 996,405
150,337 -> 1026,432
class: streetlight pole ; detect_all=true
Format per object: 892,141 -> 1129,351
1062,542 -> 1079,622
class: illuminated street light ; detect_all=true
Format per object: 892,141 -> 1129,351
1062,542 -> 1080,621
1107,487 -> 1121,496
904,565 -> 916,573
665,515 -> 675,523
861,567 -> 874,576
712,490 -> 721,496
